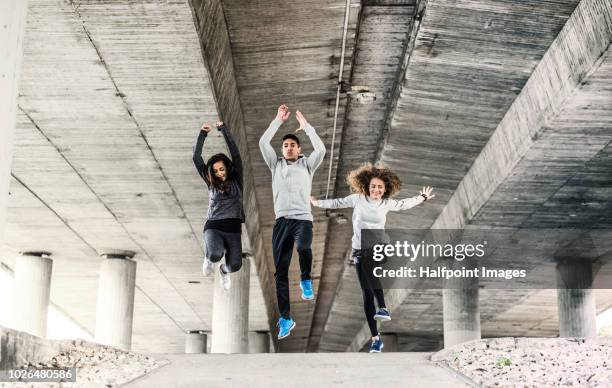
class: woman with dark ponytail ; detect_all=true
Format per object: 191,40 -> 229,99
193,121 -> 245,290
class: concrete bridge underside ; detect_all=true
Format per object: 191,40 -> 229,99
1,0 -> 611,354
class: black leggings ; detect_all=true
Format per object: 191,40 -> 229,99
203,229 -> 242,273
353,248 -> 386,337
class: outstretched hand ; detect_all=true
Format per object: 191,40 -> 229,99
295,110 -> 308,133
420,186 -> 435,200
277,104 -> 291,122
201,123 -> 212,133
216,120 -> 224,129
310,196 -> 318,206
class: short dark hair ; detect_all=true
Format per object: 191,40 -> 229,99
282,134 -> 300,146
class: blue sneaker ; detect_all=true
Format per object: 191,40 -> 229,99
277,317 -> 296,340
300,280 -> 314,300
369,337 -> 384,353
374,308 -> 391,321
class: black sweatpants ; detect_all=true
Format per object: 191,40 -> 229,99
272,217 -> 313,319
353,248 -> 386,337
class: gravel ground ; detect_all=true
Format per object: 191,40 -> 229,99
433,337 -> 612,387
1,340 -> 161,388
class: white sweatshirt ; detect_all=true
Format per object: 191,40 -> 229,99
315,193 -> 425,249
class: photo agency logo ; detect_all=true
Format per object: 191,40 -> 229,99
361,229 -> 612,289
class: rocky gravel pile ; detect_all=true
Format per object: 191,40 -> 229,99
1,340 -> 161,388
433,337 -> 612,387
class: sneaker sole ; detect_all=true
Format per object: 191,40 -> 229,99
369,343 -> 384,353
278,321 -> 296,340
373,315 -> 391,321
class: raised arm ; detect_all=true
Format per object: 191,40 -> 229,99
193,123 -> 212,186
217,121 -> 243,188
386,186 -> 435,211
296,110 -> 326,172
311,194 -> 358,209
259,104 -> 290,170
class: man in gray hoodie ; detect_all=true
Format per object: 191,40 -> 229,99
259,104 -> 326,339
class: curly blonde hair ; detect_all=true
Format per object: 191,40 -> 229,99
346,163 -> 402,199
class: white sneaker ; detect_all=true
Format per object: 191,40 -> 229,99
219,265 -> 231,290
202,257 -> 214,276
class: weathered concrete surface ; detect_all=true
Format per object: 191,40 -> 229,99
2,0 -> 611,355
341,0 -> 612,352
433,337 -> 612,387
3,0 -> 269,354
0,326 -> 161,387
0,326 -> 61,370
0,0 -> 28,247
443,274 -> 481,349
217,0 -> 361,352
189,0 -> 276,350
210,258 -> 250,353
184,331 -> 206,354
320,0 -> 583,351
13,252 -> 53,338
124,353 -> 468,388
95,257 -> 137,350
248,332 -> 270,353
310,0 -> 418,352
557,261 -> 598,338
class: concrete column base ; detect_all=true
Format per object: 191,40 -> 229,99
556,260 -> 597,338
248,331 -> 270,353
443,259 -> 481,348
14,251 -> 53,338
379,334 -> 398,352
95,251 -> 137,350
185,330 -> 207,353
211,258 -> 250,354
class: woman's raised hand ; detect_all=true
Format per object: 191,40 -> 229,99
216,120 -> 224,128
420,186 -> 435,200
310,196 -> 319,206
201,123 -> 212,133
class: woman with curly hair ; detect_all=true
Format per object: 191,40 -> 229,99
311,163 -> 434,352
193,121 -> 245,291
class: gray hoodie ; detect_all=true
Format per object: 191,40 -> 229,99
259,118 -> 326,221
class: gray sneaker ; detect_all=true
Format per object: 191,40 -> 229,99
202,257 -> 214,276
219,265 -> 231,290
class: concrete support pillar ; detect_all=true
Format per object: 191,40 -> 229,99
379,334 -> 398,352
248,331 -> 270,353
185,330 -> 207,353
95,250 -> 137,350
0,0 -> 29,246
443,259 -> 481,348
13,251 -> 53,338
556,260 -> 597,338
211,257 -> 250,354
